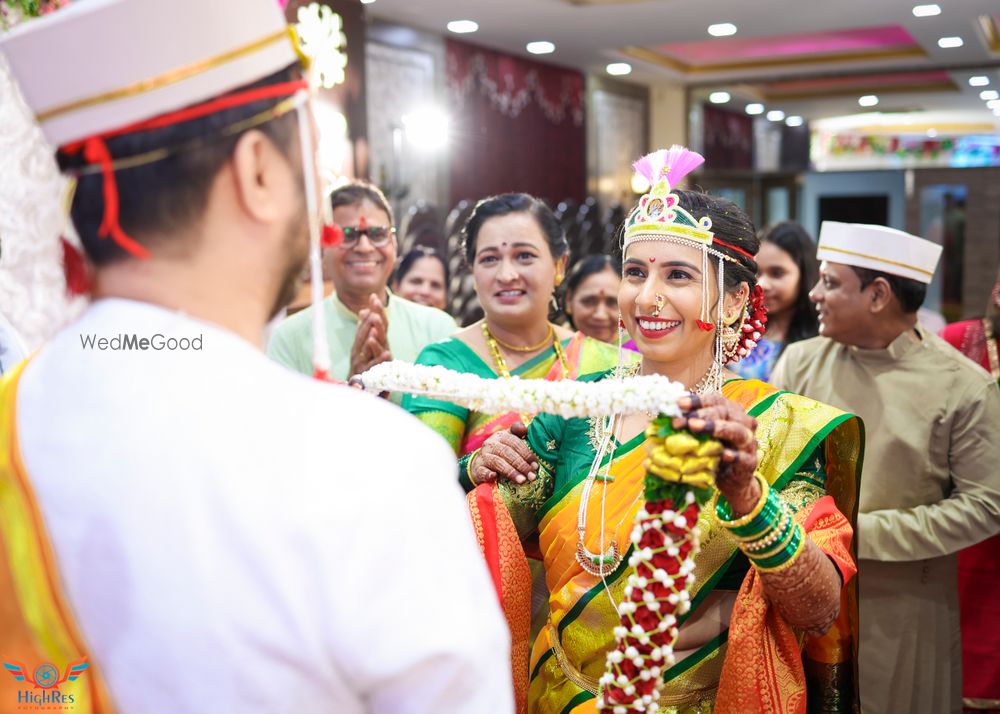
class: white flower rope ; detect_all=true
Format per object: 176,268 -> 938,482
355,362 -> 724,712
354,361 -> 688,418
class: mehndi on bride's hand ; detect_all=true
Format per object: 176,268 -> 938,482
672,392 -> 761,516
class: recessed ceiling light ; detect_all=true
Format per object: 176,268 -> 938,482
526,41 -> 555,55
447,20 -> 479,34
858,94 -> 879,107
987,99 -> 1000,110
766,110 -> 785,122
980,90 -> 1000,101
912,4 -> 941,17
708,23 -> 738,37
969,76 -> 990,87
745,103 -> 765,115
785,116 -> 804,127
606,62 -> 632,76
709,91 -> 731,104
360,0 -> 376,4
927,128 -> 938,137
937,36 -> 963,48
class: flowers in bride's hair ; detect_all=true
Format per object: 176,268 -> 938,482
294,2 -> 348,89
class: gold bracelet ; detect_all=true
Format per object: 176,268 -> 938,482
754,527 -> 807,574
746,511 -> 798,559
714,472 -> 770,528
467,448 -> 481,486
741,507 -> 792,552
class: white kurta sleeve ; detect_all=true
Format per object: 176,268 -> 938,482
325,422 -> 513,713
858,381 -> 1000,561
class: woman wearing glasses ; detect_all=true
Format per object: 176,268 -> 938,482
268,181 -> 457,381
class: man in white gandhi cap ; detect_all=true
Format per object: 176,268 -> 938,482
772,221 -> 1000,714
0,0 -> 510,711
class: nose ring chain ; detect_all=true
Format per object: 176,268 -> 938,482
651,293 -> 665,317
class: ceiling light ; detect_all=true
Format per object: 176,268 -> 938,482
709,91 -> 731,104
980,90 -> 1000,101
912,4 -> 941,17
708,23 -> 737,37
785,116 -> 804,127
447,20 -> 479,34
937,36 -> 963,48
631,174 -> 651,194
526,41 -> 555,55
402,106 -> 451,151
969,76 -> 990,87
745,103 -> 765,115
927,128 -> 938,137
987,99 -> 1000,110
766,110 -> 785,121
360,0 -> 376,4
606,62 -> 632,76
858,94 -> 879,107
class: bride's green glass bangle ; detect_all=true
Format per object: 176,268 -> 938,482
714,472 -> 770,524
752,524 -> 805,572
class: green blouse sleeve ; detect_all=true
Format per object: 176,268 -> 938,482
402,341 -> 472,456
401,341 -> 473,422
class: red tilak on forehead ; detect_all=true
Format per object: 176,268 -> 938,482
358,215 -> 368,230
649,257 -> 656,263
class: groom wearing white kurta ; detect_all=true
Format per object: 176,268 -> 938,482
0,1 -> 511,712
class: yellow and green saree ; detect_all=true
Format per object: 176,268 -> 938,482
508,377 -> 862,714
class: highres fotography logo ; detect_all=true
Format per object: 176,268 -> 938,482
79,332 -> 203,352
3,658 -> 89,710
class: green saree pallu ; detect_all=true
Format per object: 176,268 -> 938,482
476,376 -> 862,714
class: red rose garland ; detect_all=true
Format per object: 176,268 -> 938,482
597,421 -> 721,713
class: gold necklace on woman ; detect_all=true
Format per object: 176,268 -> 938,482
482,321 -> 570,424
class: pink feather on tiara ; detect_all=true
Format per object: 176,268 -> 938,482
632,146 -> 705,189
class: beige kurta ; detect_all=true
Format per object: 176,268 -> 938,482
772,325 -> 1000,714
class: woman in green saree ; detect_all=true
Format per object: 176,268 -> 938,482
473,149 -> 862,714
404,194 -> 627,708
403,193 -> 626,479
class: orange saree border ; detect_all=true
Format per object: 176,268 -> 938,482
468,484 -> 531,714
0,362 -> 114,713
715,495 -> 855,714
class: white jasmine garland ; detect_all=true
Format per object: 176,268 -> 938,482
355,361 -> 687,417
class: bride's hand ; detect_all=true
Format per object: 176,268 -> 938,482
472,422 -> 540,486
672,392 -> 760,515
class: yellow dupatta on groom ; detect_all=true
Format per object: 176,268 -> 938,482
0,362 -> 114,713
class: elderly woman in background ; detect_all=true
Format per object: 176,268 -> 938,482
563,255 -> 621,344
392,246 -> 450,311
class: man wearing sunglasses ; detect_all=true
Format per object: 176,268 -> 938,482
269,181 -> 457,383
